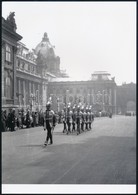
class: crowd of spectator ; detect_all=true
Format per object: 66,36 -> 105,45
1,108 -> 45,132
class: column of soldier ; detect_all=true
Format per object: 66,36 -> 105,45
62,103 -> 94,135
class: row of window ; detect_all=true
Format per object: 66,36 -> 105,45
16,59 -> 36,74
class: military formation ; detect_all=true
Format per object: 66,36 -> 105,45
62,103 -> 94,135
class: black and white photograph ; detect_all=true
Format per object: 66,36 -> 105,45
1,1 -> 136,194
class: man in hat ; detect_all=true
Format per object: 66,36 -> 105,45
43,101 -> 56,146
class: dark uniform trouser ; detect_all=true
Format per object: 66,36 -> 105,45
72,122 -> 75,131
85,121 -> 88,130
81,122 -> 84,131
77,120 -> 80,134
46,122 -> 53,144
67,120 -> 71,134
63,121 -> 67,132
89,122 -> 91,129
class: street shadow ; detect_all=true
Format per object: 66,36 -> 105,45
18,144 -> 43,147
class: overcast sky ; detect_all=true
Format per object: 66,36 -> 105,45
2,1 -> 136,85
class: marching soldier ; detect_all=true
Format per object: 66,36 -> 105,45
76,105 -> 82,135
43,101 -> 56,146
62,106 -> 67,133
66,104 -> 72,134
88,106 -> 93,130
85,106 -> 89,130
81,106 -> 86,131
72,105 -> 76,132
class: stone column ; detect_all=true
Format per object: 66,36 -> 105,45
13,46 -> 18,106
33,83 -> 35,111
23,80 -> 26,109
2,40 -> 5,106
18,79 -> 21,107
114,88 -> 117,115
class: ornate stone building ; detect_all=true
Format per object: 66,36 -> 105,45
2,13 -> 136,115
2,12 -> 68,113
2,13 -> 22,110
47,71 -> 117,114
116,82 -> 136,114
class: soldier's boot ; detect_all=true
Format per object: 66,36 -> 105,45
44,141 -> 48,146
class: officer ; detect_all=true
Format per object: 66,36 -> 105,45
76,105 -> 82,135
72,105 -> 76,132
66,103 -> 72,134
62,106 -> 67,133
43,101 -> 56,146
85,106 -> 89,130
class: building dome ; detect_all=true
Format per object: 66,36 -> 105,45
35,32 -> 56,59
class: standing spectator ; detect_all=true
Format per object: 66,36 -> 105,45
7,109 -> 12,131
1,111 -> 6,132
3,110 -> 8,131
21,108 -> 25,128
11,109 -> 16,131
31,112 -> 35,127
26,110 -> 31,128
35,112 -> 39,126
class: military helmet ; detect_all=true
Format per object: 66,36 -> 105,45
46,101 -> 51,109
77,105 -> 80,111
86,106 -> 89,111
81,106 -> 84,111
72,105 -> 76,111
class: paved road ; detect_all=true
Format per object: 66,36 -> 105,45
2,115 -> 136,184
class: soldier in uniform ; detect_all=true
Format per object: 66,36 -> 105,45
72,105 -> 76,133
81,106 -> 86,131
62,106 -> 67,133
85,106 -> 89,130
66,104 -> 72,134
88,106 -> 93,130
43,101 -> 56,146
76,105 -> 82,135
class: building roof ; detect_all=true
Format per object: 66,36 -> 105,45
50,77 -> 90,82
92,71 -> 111,75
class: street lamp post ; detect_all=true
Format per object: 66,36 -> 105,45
29,93 -> 35,112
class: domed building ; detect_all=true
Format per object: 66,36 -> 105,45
34,32 -> 61,76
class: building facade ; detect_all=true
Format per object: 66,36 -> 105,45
2,14 -> 22,111
47,71 -> 117,114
